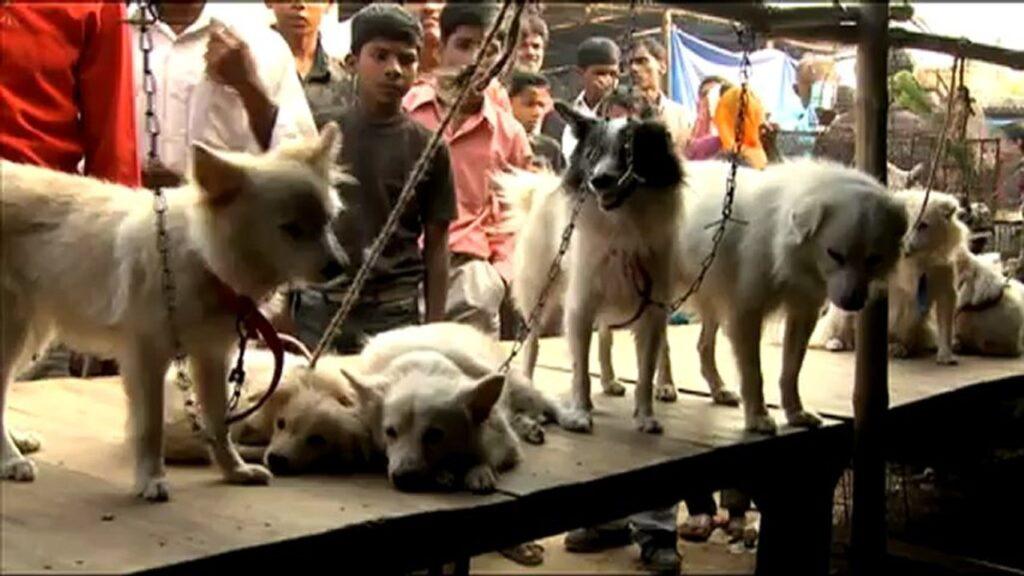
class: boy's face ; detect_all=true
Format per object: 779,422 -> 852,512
580,63 -> 618,105
515,33 -> 545,73
268,1 -> 331,40
630,46 -> 664,92
355,38 -> 419,109
511,85 -> 549,133
440,24 -> 500,110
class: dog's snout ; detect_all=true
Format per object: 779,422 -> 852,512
833,286 -> 868,312
266,452 -> 291,475
589,173 -> 619,191
320,257 -> 345,282
390,468 -> 430,492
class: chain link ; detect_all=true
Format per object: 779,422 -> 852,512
664,25 -> 754,313
310,0 -> 526,366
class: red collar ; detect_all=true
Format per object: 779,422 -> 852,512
209,274 -> 286,425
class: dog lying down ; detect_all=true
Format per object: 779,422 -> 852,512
343,323 -> 567,493
953,251 -> 1024,357
812,189 -> 966,364
1,123 -> 346,501
163,349 -> 378,475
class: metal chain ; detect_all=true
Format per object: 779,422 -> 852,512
665,24 -> 754,313
310,0 -> 525,366
498,193 -> 588,373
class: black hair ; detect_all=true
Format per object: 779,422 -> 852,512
632,37 -> 667,64
439,3 -> 499,44
576,36 -> 620,69
350,3 -> 423,56
509,70 -> 549,98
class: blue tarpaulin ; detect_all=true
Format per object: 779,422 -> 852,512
668,26 -> 808,130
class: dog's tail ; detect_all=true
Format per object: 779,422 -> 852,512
492,168 -> 563,234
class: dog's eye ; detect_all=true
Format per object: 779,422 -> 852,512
422,427 -> 444,446
385,426 -> 398,440
826,248 -> 846,265
916,222 -> 929,231
276,418 -> 286,431
280,221 -> 306,240
306,434 -> 327,447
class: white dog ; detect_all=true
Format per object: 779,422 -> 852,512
164,350 -> 378,475
342,323 -> 565,493
677,159 -> 908,434
1,124 -> 346,501
503,103 -> 687,434
813,189 -> 966,364
953,251 -> 1024,357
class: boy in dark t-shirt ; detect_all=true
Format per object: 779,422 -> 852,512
290,3 -> 456,353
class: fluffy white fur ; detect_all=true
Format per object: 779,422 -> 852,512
342,323 -> 564,493
677,159 -> 907,434
813,189 -> 966,364
499,168 -> 682,434
1,124 -> 345,501
953,251 -> 1024,357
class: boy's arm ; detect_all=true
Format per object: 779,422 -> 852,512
423,223 -> 450,323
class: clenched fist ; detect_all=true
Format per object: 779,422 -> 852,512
205,19 -> 259,93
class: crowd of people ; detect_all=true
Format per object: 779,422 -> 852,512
0,2 -> 788,573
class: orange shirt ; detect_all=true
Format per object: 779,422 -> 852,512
0,3 -> 140,186
714,85 -> 768,170
404,80 -> 532,279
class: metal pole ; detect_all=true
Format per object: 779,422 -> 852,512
662,9 -> 673,93
852,2 -> 890,575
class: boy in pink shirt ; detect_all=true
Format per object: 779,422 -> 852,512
404,3 -> 532,338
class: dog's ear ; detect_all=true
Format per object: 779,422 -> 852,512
554,100 -> 597,141
788,195 -> 827,245
192,143 -> 248,206
459,373 -> 505,425
632,120 -> 683,188
309,122 -> 342,175
340,368 -> 384,407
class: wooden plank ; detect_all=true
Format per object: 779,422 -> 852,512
524,325 -> 1024,420
890,28 -> 1024,71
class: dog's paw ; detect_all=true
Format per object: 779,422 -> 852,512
137,477 -> 170,502
226,464 -> 272,486
464,465 -> 497,494
634,415 -> 663,434
888,342 -> 910,359
711,389 -> 741,407
825,338 -> 850,352
935,350 -> 958,366
514,416 -> 546,445
786,410 -> 823,429
1,457 -> 38,482
600,377 -> 626,397
11,430 -> 42,454
560,408 -> 593,433
654,383 -> 678,403
745,414 -> 778,436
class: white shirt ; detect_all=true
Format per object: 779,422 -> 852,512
560,91 -> 601,164
130,6 -> 316,176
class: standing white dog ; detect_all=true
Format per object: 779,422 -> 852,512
1,124 -> 346,501
677,159 -> 908,434
504,103 -> 686,434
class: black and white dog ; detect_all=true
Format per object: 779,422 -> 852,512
499,101 -> 685,433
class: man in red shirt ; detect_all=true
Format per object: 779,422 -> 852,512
0,3 -> 140,186
1,3 -> 140,379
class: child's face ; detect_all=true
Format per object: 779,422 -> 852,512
268,1 -> 331,41
355,38 -> 419,110
511,86 -> 549,133
580,63 -> 618,104
630,46 -> 664,92
515,33 -> 545,73
441,24 -> 499,70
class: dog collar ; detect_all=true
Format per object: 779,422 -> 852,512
209,275 -> 285,426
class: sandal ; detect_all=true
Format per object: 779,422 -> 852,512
499,541 -> 545,566
679,514 -> 715,542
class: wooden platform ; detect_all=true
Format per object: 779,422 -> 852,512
2,326 -> 1020,574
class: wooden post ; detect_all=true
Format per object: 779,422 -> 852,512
853,2 -> 890,575
663,9 -> 673,95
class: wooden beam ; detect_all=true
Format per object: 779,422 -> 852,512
852,4 -> 890,576
890,28 -> 1024,71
